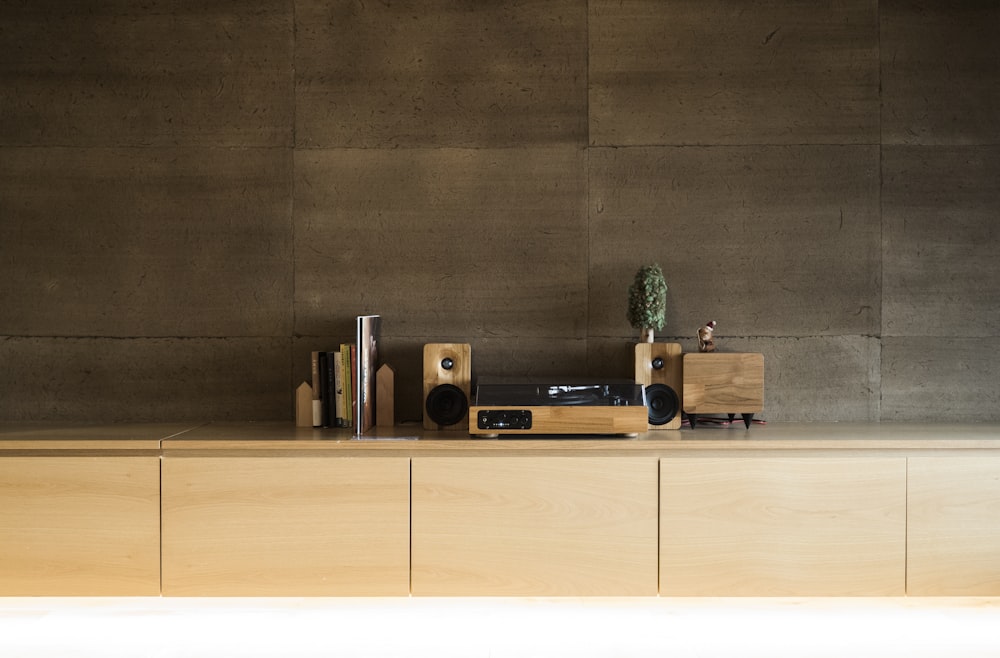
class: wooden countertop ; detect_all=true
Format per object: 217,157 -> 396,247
2,421 -> 999,454
160,421 -> 1000,453
0,422 -> 199,451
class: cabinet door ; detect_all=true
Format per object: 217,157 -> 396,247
908,457 -> 1000,595
411,456 -> 658,596
660,457 -> 906,596
162,456 -> 410,596
0,456 -> 160,595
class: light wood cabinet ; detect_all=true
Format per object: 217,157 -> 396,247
0,455 -> 160,595
4,422 -> 1000,598
161,455 -> 410,596
907,457 -> 1000,595
411,456 -> 659,596
660,456 -> 907,596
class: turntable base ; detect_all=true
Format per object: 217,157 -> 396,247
469,379 -> 649,437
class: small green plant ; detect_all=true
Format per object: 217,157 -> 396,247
627,264 -> 667,343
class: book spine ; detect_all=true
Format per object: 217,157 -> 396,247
340,344 -> 353,428
311,351 -> 322,427
350,344 -> 358,432
317,352 -> 330,427
333,349 -> 345,428
355,315 -> 380,435
324,351 -> 336,429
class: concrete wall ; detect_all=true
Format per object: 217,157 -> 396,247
1,1 -> 998,423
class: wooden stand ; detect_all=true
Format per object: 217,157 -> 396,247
682,353 -> 764,429
468,404 -> 649,437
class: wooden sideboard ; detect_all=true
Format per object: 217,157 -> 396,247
2,421 -> 999,597
0,423 -> 182,596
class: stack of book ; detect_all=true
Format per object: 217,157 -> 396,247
309,315 -> 380,435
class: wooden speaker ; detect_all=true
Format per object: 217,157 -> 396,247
682,352 -> 764,429
423,343 -> 471,431
634,342 -> 683,430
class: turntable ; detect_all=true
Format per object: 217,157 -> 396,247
469,378 -> 648,437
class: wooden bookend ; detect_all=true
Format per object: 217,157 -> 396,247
295,381 -> 313,427
376,363 -> 395,428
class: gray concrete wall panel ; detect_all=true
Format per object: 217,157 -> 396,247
589,0 -> 879,146
0,337 -> 290,422
1,1 -> 997,422
882,1 -> 1000,145
0,147 -> 294,338
588,145 -> 881,338
295,0 -> 588,148
882,337 -> 1000,422
294,147 -> 588,339
882,146 -> 1000,338
0,1 -> 294,147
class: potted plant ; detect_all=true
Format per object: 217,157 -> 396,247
627,264 -> 667,343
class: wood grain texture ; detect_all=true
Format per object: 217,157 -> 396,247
469,405 -> 649,437
0,422 -> 190,449
161,456 -> 410,596
907,457 -> 1000,595
423,343 -> 471,431
0,456 -> 160,595
634,342 -> 683,430
158,420 -> 1000,452
376,363 -> 395,428
660,457 -> 906,596
411,457 -> 658,596
682,353 -> 764,414
589,0 -> 879,145
295,0 -> 587,148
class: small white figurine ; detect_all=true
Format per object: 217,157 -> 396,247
698,321 -> 717,353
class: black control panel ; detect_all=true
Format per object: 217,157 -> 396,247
476,409 -> 532,431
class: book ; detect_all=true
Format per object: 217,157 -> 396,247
356,315 -> 380,434
340,343 -> 353,429
317,351 -> 330,427
333,349 -> 345,428
310,351 -> 322,427
324,351 -> 337,428
350,343 -> 358,431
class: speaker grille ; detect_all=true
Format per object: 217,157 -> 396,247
645,383 -> 679,426
425,384 -> 469,428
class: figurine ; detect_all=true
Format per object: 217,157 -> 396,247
698,321 -> 717,353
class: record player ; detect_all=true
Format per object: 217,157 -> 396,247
469,377 -> 648,437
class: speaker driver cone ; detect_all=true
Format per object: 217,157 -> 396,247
425,384 -> 469,427
645,383 -> 679,426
